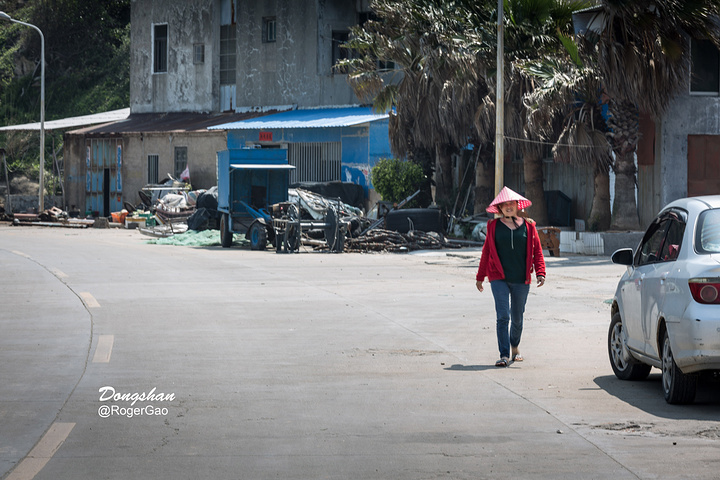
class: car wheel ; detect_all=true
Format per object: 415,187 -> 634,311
661,330 -> 697,404
608,312 -> 651,380
249,220 -> 268,251
220,213 -> 233,248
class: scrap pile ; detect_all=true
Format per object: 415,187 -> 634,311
344,228 -> 461,253
129,179 -> 211,237
10,206 -> 95,228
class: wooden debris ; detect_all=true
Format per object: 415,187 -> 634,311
342,228 -> 462,253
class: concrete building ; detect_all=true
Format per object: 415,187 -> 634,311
63,0 -> 392,217
571,6 -> 720,227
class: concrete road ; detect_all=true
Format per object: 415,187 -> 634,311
1,224 -> 718,480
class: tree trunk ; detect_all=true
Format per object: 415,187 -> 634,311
587,167 -> 611,231
473,152 -> 494,215
523,151 -> 548,226
434,143 -> 453,210
607,100 -> 641,231
610,151 -> 641,230
410,147 -> 434,207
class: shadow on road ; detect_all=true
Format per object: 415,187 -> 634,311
595,373 -> 720,418
444,364 -> 501,372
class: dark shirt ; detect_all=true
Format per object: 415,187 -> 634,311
495,220 -> 528,284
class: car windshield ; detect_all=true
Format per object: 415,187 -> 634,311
696,209 -> 720,254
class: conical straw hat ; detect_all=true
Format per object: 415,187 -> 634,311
486,186 -> 532,214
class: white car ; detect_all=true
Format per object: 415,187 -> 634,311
609,195 -> 720,404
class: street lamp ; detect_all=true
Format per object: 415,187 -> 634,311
0,11 -> 45,212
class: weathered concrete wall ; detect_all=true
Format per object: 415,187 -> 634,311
130,0 -> 362,114
64,131 -> 227,211
660,92 -> 720,207
131,0 -> 218,113
121,131 -> 227,206
234,0 -> 358,108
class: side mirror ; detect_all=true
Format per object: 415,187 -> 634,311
611,248 -> 634,266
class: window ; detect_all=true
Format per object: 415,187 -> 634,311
220,25 -> 236,85
193,44 -> 205,64
637,220 -> 670,266
263,17 -> 276,43
691,37 -> 719,94
636,212 -> 686,266
659,219 -> 684,261
696,209 -> 720,254
153,24 -> 168,73
358,12 -> 394,71
174,147 -> 187,179
147,155 -> 159,184
288,142 -> 341,183
331,31 -> 352,70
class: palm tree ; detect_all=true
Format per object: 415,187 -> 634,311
589,0 -> 720,230
522,34 -> 614,230
339,0 -> 491,211
469,0 -> 591,225
341,0 -> 589,224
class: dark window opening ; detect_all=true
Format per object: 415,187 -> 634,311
103,169 -> 110,217
332,31 -> 353,72
174,147 -> 187,179
251,185 -> 267,209
147,155 -> 159,184
220,25 -> 237,85
691,37 -> 719,94
154,24 -> 168,73
193,44 -> 205,64
350,13 -> 394,71
263,17 -> 276,43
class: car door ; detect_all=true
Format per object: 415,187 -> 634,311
640,213 -> 686,359
619,217 -> 670,354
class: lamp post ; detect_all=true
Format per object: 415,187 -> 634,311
0,11 -> 45,212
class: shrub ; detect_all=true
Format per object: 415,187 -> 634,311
370,157 -> 425,203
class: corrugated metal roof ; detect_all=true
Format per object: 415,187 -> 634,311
208,107 -> 389,130
70,110 -> 280,135
230,163 -> 295,170
0,108 -> 130,131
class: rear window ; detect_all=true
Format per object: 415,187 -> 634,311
696,209 -> 720,254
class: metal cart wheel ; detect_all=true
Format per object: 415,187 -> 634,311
220,213 -> 233,248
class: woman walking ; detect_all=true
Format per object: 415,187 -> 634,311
476,187 -> 546,367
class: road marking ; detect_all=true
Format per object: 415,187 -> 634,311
92,335 -> 114,363
79,292 -> 100,308
11,250 -> 30,258
6,422 -> 75,480
48,267 -> 67,278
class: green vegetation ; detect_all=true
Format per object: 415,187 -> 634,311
371,157 -> 425,204
340,0 -> 720,230
0,0 -> 130,185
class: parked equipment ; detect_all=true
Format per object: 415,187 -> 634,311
216,148 -> 346,252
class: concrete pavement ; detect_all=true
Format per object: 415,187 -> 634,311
1,224 -> 718,479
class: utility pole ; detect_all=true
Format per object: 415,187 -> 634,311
495,0 -> 504,196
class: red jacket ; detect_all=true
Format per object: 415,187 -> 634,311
476,218 -> 546,284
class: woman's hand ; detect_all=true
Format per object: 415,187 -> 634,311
537,275 -> 545,287
476,280 -> 484,292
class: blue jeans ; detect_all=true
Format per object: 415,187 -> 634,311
490,280 -> 530,359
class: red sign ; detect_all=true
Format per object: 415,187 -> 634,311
259,131 -> 273,142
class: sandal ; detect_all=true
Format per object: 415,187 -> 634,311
495,357 -> 509,367
512,353 -> 523,362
